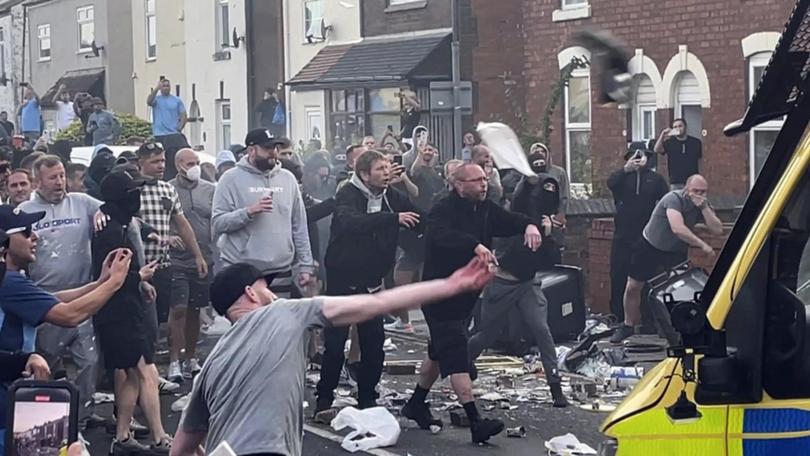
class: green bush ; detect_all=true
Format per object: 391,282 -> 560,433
55,113 -> 152,144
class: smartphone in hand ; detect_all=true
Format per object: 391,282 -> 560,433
6,381 -> 79,456
393,155 -> 403,166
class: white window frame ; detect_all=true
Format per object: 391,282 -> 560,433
145,0 -> 157,61
561,0 -> 589,9
564,69 -> 592,189
217,100 -> 232,151
37,24 -> 51,62
76,5 -> 94,53
215,0 -> 230,50
634,105 -> 656,142
303,0 -> 324,43
389,0 -> 424,5
749,52 -> 782,187
0,27 -> 6,80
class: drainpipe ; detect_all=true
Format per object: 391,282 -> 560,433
451,0 -> 462,158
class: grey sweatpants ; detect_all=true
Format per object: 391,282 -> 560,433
468,276 -> 561,384
36,320 -> 97,421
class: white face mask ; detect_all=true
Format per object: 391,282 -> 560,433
185,165 -> 201,181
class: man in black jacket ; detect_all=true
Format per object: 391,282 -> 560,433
606,142 -> 668,320
315,150 -> 421,417
467,173 -> 569,408
402,164 -> 542,444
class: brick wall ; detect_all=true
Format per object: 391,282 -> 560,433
362,0 -> 451,37
469,0 -> 796,199
587,218 -> 732,314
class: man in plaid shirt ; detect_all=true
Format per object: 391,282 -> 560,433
137,142 -> 208,327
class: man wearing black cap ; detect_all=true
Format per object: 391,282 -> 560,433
212,128 -> 314,298
172,258 -> 495,456
0,205 -> 131,453
93,171 -> 173,453
606,142 -> 668,320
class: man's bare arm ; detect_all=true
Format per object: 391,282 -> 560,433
170,430 -> 206,456
701,205 -> 724,236
666,208 -> 709,249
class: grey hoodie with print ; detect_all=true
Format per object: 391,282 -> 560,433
212,157 -> 314,275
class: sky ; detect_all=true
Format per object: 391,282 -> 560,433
12,402 -> 69,433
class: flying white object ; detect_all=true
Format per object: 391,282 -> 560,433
476,122 -> 536,177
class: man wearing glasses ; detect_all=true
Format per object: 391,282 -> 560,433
402,163 -> 542,444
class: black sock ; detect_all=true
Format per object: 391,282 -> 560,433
463,401 -> 480,422
411,385 -> 430,404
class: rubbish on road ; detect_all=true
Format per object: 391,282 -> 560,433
382,392 -> 408,407
334,396 -> 359,408
544,433 -> 598,455
429,424 -> 442,434
578,402 -> 617,413
407,349 -> 416,354
449,410 -> 470,427
384,360 -> 418,375
506,426 -> 526,438
383,338 -> 398,352
555,346 -> 572,371
605,366 -> 644,391
314,407 -> 339,425
480,392 -> 506,401
498,400 -> 512,410
474,355 -> 524,369
482,403 -> 496,411
331,406 -> 401,453
575,357 -> 611,381
92,392 -> 114,405
438,401 -> 461,411
171,394 -> 190,412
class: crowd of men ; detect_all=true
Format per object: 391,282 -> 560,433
0,73 -> 727,455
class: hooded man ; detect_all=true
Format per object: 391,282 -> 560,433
467,172 -> 569,408
215,150 -> 236,180
315,149 -> 422,417
529,143 -> 570,216
606,142 -> 669,319
92,170 -> 172,453
85,146 -> 116,200
212,128 -> 314,298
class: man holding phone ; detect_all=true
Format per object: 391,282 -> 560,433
0,205 -> 131,454
654,118 -> 703,190
212,128 -> 314,298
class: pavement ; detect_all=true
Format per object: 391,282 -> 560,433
80,310 -> 617,455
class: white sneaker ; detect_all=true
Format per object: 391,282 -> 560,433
171,394 -> 190,412
168,361 -> 183,382
158,376 -> 180,394
384,318 -> 415,334
187,358 -> 202,373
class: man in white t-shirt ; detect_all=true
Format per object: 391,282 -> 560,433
54,84 -> 77,132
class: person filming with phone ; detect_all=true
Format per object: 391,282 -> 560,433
212,128 -> 315,298
654,118 -> 703,190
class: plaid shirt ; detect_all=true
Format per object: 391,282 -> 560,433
140,179 -> 183,268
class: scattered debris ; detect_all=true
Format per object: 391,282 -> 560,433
506,426 -> 526,438
383,338 -> 398,352
332,407 -> 401,452
480,392 -> 506,402
92,392 -> 114,405
545,433 -> 598,455
384,360 -> 418,375
449,410 -> 470,428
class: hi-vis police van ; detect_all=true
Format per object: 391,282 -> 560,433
600,1 -> 810,454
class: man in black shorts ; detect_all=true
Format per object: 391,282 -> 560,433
92,171 -> 173,454
401,164 -> 542,444
610,174 -> 723,343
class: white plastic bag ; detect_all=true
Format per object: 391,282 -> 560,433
544,433 -> 597,455
330,406 -> 401,453
476,122 -> 537,177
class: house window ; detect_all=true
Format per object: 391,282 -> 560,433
77,6 -> 94,52
562,0 -> 588,9
146,0 -> 157,60
749,52 -> 782,186
304,0 -> 323,42
367,88 -> 402,140
564,70 -> 592,189
632,75 -> 657,142
0,28 -> 7,81
216,0 -> 230,49
217,100 -> 232,151
390,0 -> 424,5
38,24 -> 51,61
329,89 -> 365,150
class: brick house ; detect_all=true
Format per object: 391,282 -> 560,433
467,0 -> 797,312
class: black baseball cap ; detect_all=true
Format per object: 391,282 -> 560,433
116,150 -> 138,165
0,205 -> 45,235
624,141 -> 653,161
100,171 -> 146,202
244,128 -> 279,149
210,263 -> 270,316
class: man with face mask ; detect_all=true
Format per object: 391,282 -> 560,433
92,170 -> 173,453
468,172 -> 569,408
212,128 -> 315,298
19,155 -> 108,430
606,142 -> 669,320
529,143 -> 570,217
166,149 -> 215,381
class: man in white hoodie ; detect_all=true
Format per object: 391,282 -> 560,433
212,128 -> 315,297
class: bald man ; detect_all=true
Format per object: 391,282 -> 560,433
402,163 -> 542,444
611,174 -> 723,344
167,148 -> 216,381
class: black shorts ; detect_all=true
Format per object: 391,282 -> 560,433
153,266 -> 174,323
627,238 -> 687,282
425,316 -> 471,378
97,323 -> 154,370
170,268 -> 211,309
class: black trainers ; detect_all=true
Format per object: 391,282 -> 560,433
609,324 -> 635,344
549,383 -> 569,408
110,437 -> 150,455
470,417 -> 504,443
402,401 -> 443,430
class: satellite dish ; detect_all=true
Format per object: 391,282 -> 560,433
89,40 -> 105,58
232,28 -> 240,49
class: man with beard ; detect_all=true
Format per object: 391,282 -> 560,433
607,142 -> 668,320
402,164 -> 542,444
20,155 -> 107,430
315,150 -> 421,418
468,170 -> 569,408
92,171 -> 172,454
212,129 -> 314,298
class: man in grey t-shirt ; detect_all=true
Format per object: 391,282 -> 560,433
172,259 -> 495,456
611,174 -> 724,343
